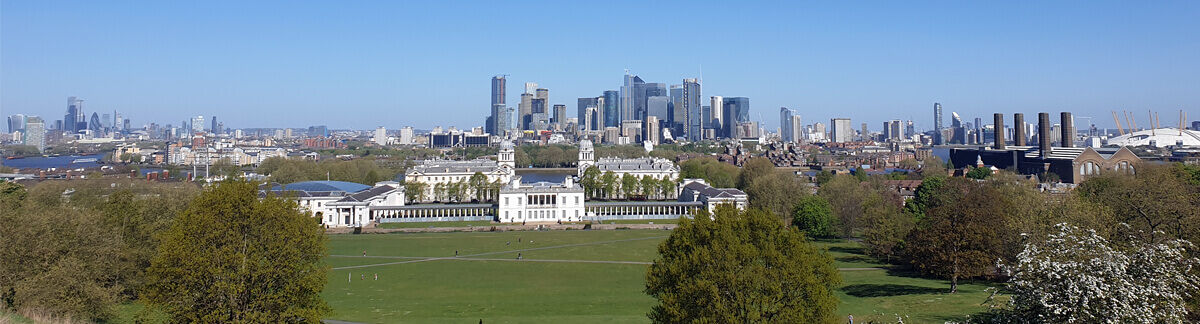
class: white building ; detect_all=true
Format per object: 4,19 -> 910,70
325,182 -> 406,227
267,181 -> 407,228
404,141 -> 516,201
373,126 -> 388,146
576,139 -> 680,181
399,127 -> 414,145
168,146 -> 288,166
831,118 -> 853,143
497,177 -> 585,223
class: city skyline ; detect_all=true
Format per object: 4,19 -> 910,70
2,1 -> 1198,130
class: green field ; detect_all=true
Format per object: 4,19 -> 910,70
322,230 -> 997,323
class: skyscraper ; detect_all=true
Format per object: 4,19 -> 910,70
89,112 -> 101,132
602,90 -> 619,128
7,114 -> 26,133
64,96 -> 84,133
790,114 -> 804,143
24,116 -> 45,152
831,118 -> 853,143
884,120 -> 903,141
950,112 -> 965,144
933,102 -> 944,144
647,96 -> 670,121
722,97 -> 750,139
619,72 -> 643,122
191,115 -> 206,133
780,107 -> 794,142
212,116 -> 221,134
552,104 -> 567,127
682,78 -> 702,141
577,97 -> 598,130
710,96 -> 724,137
490,75 -> 508,135
519,93 -> 534,131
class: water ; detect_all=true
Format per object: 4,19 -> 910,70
2,155 -> 103,170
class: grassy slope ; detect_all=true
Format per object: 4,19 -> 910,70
322,230 -> 997,323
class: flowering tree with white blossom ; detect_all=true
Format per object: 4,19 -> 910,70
994,223 -> 1200,323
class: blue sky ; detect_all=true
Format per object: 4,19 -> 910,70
2,1 -> 1197,131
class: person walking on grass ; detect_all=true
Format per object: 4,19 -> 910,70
374,273 -> 378,281
348,272 -> 351,283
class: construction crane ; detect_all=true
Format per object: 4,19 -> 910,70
1076,116 -> 1093,137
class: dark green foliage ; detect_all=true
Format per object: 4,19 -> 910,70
965,167 -> 992,180
679,157 -> 739,188
257,157 -> 400,185
144,179 -> 330,322
905,178 -> 1007,293
646,208 -> 841,323
792,195 -> 836,238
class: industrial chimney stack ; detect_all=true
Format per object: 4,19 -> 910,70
1060,112 -> 1074,148
993,113 -> 1005,150
1039,112 -> 1051,158
1014,113 -> 1026,146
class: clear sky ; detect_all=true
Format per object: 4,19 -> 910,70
2,1 -> 1197,131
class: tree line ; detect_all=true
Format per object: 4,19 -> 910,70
0,178 -> 329,322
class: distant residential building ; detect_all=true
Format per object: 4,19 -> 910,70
24,116 -> 45,152
373,127 -> 388,146
399,127 -> 414,145
831,118 -> 853,143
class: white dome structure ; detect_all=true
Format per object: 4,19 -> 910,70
1106,128 -> 1200,148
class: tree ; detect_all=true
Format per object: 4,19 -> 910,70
0,205 -> 124,320
993,224 -> 1200,323
792,195 -> 836,238
404,181 -> 427,203
580,166 -> 601,199
736,157 -> 775,190
469,172 -> 487,202
622,173 -> 639,199
1077,163 -> 1200,244
819,175 -> 867,238
965,167 -> 992,180
645,208 -> 841,323
658,178 -> 676,200
903,176 -> 948,220
600,171 -> 617,199
144,179 -> 329,322
919,156 -> 947,178
905,178 -> 1007,293
640,176 -> 657,199
679,157 -> 739,188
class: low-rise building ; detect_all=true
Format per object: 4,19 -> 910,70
497,177 -> 585,223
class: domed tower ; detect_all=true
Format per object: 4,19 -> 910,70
498,140 -> 516,172
577,139 -> 595,177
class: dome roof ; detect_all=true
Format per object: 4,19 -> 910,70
272,181 -> 371,193
1107,128 -> 1200,148
500,140 -> 514,150
579,139 -> 593,150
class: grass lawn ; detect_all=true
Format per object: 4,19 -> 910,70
376,220 -> 496,229
322,230 -> 998,323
